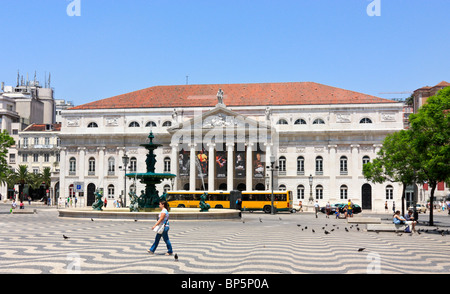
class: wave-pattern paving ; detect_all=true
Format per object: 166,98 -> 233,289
1,210 -> 449,274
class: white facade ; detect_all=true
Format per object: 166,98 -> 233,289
59,87 -> 405,212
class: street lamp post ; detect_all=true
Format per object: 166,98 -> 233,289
308,174 -> 314,204
267,155 -> 278,215
122,154 -> 129,207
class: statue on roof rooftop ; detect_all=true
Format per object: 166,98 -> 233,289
217,89 -> 224,106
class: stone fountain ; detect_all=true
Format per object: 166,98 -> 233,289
126,131 -> 176,212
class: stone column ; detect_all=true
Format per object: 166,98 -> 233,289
170,143 -> 178,190
246,142 -> 253,191
189,143 -> 196,191
328,145 -> 337,203
77,147 -> 86,207
208,143 -> 215,191
59,147 -> 67,206
227,143 -> 234,191
117,147 -> 125,202
265,143 -> 272,190
351,144 -> 360,202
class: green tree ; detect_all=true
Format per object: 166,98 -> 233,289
408,87 -> 450,226
13,165 -> 31,202
0,130 -> 15,184
363,130 -> 417,216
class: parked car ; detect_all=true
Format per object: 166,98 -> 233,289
325,203 -> 362,214
408,204 -> 427,213
320,204 -> 340,215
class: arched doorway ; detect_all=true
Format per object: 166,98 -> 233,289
361,184 -> 372,210
218,183 -> 227,191
236,183 -> 246,191
87,183 -> 96,206
255,183 -> 265,191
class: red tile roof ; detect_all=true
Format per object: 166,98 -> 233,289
22,124 -> 61,132
435,81 -> 450,87
71,82 -> 396,110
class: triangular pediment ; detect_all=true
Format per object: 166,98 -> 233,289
168,105 -> 270,133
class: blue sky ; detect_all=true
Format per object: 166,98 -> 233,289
1,0 -> 449,106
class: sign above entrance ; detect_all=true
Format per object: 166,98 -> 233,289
73,182 -> 84,193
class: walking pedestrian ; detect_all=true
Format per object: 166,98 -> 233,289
314,201 -> 320,218
385,201 -> 388,212
325,201 -> 331,218
347,199 -> 354,218
148,200 -> 173,255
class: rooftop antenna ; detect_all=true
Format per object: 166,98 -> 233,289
186,75 -> 189,85
48,72 -> 51,88
17,70 -> 20,87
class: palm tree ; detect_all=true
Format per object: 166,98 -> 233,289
1,168 -> 16,200
14,165 -> 30,202
42,167 -> 51,192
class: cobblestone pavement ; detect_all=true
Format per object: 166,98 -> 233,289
1,205 -> 450,274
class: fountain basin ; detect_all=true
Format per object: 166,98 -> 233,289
59,207 -> 240,220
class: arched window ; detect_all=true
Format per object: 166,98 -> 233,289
88,157 -> 95,174
277,119 -> 288,125
297,156 -> 305,174
279,156 -> 286,172
107,184 -> 115,199
164,157 -> 171,173
163,184 -> 171,193
87,122 -> 98,128
362,156 -> 370,166
315,185 -> 323,199
297,185 -> 305,200
129,121 -> 140,127
313,118 -> 325,125
69,157 -> 76,173
360,118 -> 373,124
145,121 -> 157,127
315,156 -> 323,175
340,185 -> 348,199
386,185 -> 393,200
162,121 -> 172,127
130,157 -> 137,172
108,157 -> 115,174
278,184 -> 286,191
340,156 -> 348,174
294,118 -> 307,125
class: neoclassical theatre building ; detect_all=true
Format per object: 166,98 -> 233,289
59,82 -> 404,211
